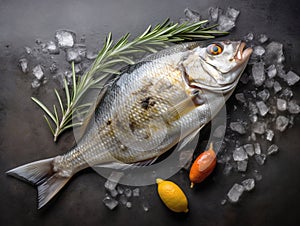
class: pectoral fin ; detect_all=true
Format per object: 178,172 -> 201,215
163,92 -> 204,125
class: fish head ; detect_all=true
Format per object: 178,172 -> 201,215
183,40 -> 253,94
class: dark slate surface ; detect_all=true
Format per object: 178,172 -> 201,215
0,0 -> 299,225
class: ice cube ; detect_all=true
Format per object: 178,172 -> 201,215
46,41 -> 59,54
250,114 -> 258,123
250,90 -> 257,99
250,132 -> 257,141
254,143 -> 261,154
31,79 -> 40,88
276,64 -> 286,78
253,170 -> 262,181
32,65 -> 44,80
74,63 -> 82,74
280,88 -> 293,100
104,171 -> 124,191
39,43 -> 47,53
267,144 -> 279,155
179,150 -> 193,170
208,7 -> 221,22
225,7 -> 240,21
275,116 -> 289,132
253,46 -> 265,57
252,62 -> 265,87
74,44 -> 87,57
264,42 -> 285,66
132,188 -> 140,197
230,121 -> 246,134
251,91 -> 257,98
285,71 -> 300,86
273,81 -> 282,93
126,202 -> 132,208
142,202 -> 149,212
49,63 -> 58,74
25,46 -> 32,54
252,122 -> 266,134
80,34 -> 86,43
256,101 -> 269,116
217,153 -> 231,164
117,186 -> 124,195
103,196 -> 118,210
243,144 -> 254,156
64,71 -> 73,85
220,199 -> 227,205
179,17 -> 190,24
119,194 -> 128,205
267,64 -> 277,78
276,98 -> 287,111
287,100 -> 300,114
55,30 -> 76,48
233,147 -> 248,161
110,189 -> 118,198
265,79 -> 274,88
242,178 -> 255,191
66,48 -> 81,63
258,34 -> 268,44
244,33 -> 254,42
235,93 -> 246,103
248,102 -> 258,115
257,89 -> 270,101
86,50 -> 98,60
265,129 -> 274,141
53,72 -> 64,87
227,183 -> 244,203
19,58 -> 29,73
124,188 -> 132,198
35,39 -> 42,45
237,160 -> 248,172
269,106 -> 277,115
217,15 -> 235,31
255,154 -> 266,165
184,8 -> 201,23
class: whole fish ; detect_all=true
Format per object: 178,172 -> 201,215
7,40 -> 252,209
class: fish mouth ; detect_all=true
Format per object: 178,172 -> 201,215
234,42 -> 253,62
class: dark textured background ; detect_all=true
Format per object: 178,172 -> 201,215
0,0 -> 299,225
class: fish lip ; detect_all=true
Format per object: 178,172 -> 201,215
234,42 -> 253,62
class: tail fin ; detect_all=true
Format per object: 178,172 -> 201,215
6,158 -> 70,209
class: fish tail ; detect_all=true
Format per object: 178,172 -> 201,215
6,157 -> 70,209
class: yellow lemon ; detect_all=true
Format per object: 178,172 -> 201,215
156,178 -> 189,213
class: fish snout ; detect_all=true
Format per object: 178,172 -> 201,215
234,42 -> 253,62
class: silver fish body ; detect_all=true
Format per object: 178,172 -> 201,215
7,41 -> 252,208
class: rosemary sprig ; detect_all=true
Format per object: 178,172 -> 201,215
32,19 -> 228,142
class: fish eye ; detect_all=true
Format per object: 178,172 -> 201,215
207,43 -> 223,55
